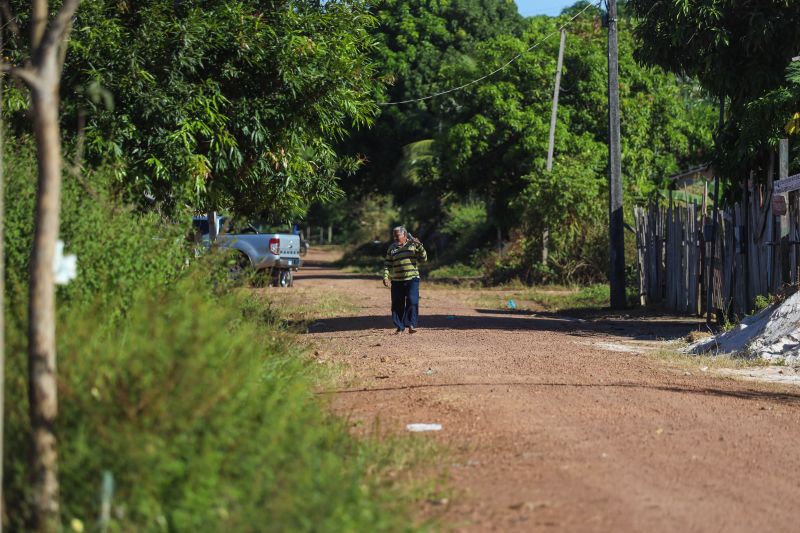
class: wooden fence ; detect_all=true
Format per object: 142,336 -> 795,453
634,142 -> 800,319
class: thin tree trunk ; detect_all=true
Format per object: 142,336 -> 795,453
0,17 -> 5,532
0,2 -> 85,530
27,83 -> 63,533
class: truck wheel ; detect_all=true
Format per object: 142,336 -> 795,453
278,269 -> 293,288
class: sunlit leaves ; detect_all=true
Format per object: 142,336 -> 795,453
3,0 -> 381,220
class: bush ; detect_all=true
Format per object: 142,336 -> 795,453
4,142 -> 189,314
6,278 -> 414,531
428,263 -> 482,279
435,200 -> 490,266
339,239 -> 391,270
4,146 -> 419,531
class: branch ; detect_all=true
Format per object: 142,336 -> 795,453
34,0 -> 81,66
0,1 -> 20,38
0,62 -> 40,88
48,0 -> 81,45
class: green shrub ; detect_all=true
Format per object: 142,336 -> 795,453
428,263 -> 482,279
4,142 -> 189,314
339,239 -> 390,270
6,277 -> 417,531
753,294 -> 774,313
4,146 -> 420,532
438,201 -> 490,265
441,201 -> 487,241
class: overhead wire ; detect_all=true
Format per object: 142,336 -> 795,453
378,1 -> 601,106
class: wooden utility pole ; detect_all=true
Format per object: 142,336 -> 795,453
706,96 -> 725,325
607,0 -> 626,309
0,16 -> 5,533
543,29 -> 566,265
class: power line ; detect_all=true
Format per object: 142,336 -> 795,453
378,1 -> 600,107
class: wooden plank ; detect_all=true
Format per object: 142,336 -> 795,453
772,172 -> 800,194
792,190 -> 799,284
656,207 -> 667,302
733,204 -> 747,319
767,153 -> 775,293
635,207 -> 646,305
686,203 -> 693,314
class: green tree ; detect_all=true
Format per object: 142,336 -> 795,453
435,8 -> 714,280
340,0 -> 524,196
627,0 -> 800,179
4,0 -> 381,220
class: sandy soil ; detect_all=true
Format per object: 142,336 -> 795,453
291,250 -> 800,532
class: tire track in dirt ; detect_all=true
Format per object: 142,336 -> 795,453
293,254 -> 800,532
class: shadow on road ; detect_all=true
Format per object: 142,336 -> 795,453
318,380 -> 800,406
303,312 -> 698,341
297,272 -> 379,281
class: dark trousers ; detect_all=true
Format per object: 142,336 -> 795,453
391,278 -> 420,330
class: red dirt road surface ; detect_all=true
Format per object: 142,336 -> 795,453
293,252 -> 800,532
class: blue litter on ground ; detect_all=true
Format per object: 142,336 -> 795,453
507,300 -> 517,310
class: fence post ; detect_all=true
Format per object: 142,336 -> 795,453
779,139 -> 792,286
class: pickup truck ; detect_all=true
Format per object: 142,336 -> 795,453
192,215 -> 302,287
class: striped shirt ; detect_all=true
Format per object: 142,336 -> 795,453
383,241 -> 427,281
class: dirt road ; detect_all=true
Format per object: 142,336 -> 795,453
292,252 -> 800,532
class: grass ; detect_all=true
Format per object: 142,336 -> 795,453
648,345 -> 774,370
427,263 -> 482,280
266,285 -> 358,327
464,283 -> 610,313
6,274 -> 434,531
342,265 -> 381,275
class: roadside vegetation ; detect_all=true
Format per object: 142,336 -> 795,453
4,147 -> 428,531
468,284 -> 612,314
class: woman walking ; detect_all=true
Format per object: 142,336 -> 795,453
382,226 -> 427,334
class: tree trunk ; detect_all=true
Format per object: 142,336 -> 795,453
27,83 -> 63,533
0,19 -> 5,532
497,226 -> 503,259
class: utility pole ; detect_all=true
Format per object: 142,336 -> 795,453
0,17 -> 5,533
607,0 -> 626,309
706,96 -> 725,324
543,29 -> 566,265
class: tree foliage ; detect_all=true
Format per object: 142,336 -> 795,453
4,0 -> 381,219
344,3 -> 715,281
340,0 -> 524,195
628,0 -> 800,180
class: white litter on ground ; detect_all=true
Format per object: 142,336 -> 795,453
406,423 -> 442,432
689,291 -> 800,364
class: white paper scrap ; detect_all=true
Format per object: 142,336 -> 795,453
406,423 -> 442,432
53,240 -> 78,285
